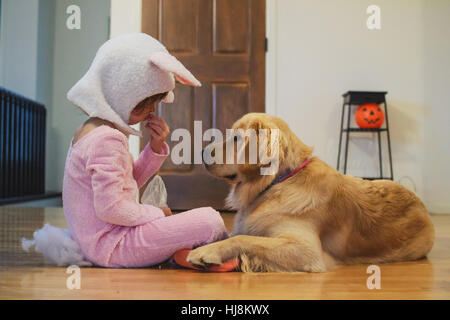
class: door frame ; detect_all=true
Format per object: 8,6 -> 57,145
265,0 -> 277,116
109,0 -> 144,161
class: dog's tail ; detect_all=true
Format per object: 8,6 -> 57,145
21,223 -> 92,267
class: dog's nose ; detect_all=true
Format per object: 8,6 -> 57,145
202,148 -> 215,161
202,148 -> 208,165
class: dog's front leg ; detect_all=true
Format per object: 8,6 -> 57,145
186,237 -> 242,268
186,233 -> 327,272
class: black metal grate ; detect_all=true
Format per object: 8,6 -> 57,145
0,87 -> 46,200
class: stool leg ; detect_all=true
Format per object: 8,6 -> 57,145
343,104 -> 352,174
377,131 -> 383,179
384,102 -> 394,180
336,103 -> 346,171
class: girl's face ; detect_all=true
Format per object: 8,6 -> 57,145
129,92 -> 168,125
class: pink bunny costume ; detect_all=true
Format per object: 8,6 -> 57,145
63,33 -> 228,267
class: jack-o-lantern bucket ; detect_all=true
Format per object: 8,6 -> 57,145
355,103 -> 385,129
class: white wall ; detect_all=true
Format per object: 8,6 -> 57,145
1,0 -> 55,197
267,0 -> 450,213
110,0 -> 141,38
48,0 -> 111,191
36,0 -> 55,108
110,0 -> 142,160
422,1 -> 450,214
0,0 -> 110,193
0,0 -> 39,99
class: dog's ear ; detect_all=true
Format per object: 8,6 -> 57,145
249,120 -> 286,170
149,52 -> 201,87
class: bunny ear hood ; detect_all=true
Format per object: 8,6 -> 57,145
149,52 -> 201,87
67,33 -> 201,136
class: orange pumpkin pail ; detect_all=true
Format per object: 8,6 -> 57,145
355,103 -> 385,129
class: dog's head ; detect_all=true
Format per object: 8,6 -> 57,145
202,113 -> 313,209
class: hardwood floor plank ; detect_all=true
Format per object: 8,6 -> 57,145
0,207 -> 449,299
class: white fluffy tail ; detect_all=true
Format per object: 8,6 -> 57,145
21,223 -> 92,267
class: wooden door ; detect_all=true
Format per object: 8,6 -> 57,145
141,0 -> 265,210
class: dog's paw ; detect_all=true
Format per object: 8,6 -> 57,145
186,245 -> 223,269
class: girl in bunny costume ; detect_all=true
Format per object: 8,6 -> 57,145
62,33 -> 228,267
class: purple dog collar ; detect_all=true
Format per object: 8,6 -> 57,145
272,158 -> 311,185
254,158 -> 312,204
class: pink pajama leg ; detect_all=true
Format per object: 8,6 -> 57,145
108,207 -> 228,268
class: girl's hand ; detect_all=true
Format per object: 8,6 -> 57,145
145,114 -> 170,154
160,207 -> 172,216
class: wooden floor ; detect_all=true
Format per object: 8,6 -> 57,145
0,207 -> 449,300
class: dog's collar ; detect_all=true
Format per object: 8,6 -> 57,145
271,158 -> 311,186
253,158 -> 311,204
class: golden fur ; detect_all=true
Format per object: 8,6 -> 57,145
187,113 -> 435,272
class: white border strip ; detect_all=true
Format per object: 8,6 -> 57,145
265,0 -> 278,116
110,0 -> 142,160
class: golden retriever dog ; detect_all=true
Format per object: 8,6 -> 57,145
186,113 -> 434,272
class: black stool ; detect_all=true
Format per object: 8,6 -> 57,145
336,91 -> 393,180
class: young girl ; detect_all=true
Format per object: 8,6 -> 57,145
63,33 -> 228,268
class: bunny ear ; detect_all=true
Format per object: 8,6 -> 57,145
150,51 -> 201,87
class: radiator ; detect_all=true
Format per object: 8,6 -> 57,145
0,87 -> 46,200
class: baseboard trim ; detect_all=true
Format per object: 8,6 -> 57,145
427,203 -> 450,214
0,192 -> 62,206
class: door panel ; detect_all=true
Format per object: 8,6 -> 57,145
212,83 -> 250,133
158,87 -> 195,172
213,0 -> 250,54
161,0 -> 198,53
141,0 -> 265,210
